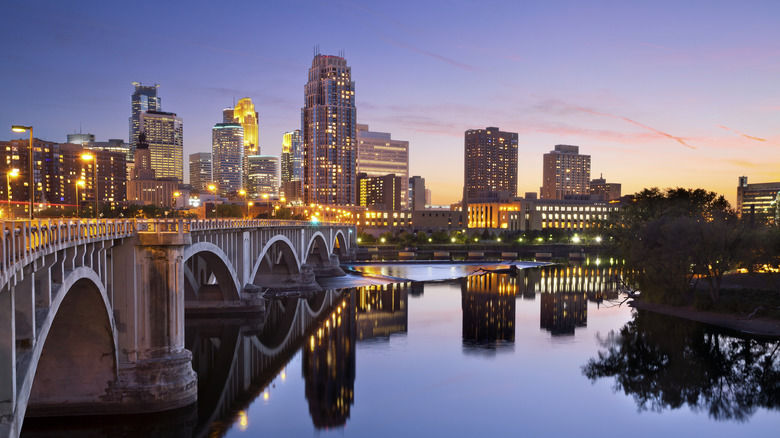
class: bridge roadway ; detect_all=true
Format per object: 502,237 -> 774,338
0,218 -> 356,437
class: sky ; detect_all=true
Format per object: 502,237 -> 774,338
2,0 -> 779,206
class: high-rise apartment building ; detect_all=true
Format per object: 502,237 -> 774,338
737,176 -> 780,224
464,127 -> 518,201
129,82 -> 161,154
212,123 -> 244,196
358,173 -> 402,210
281,130 -> 303,184
247,155 -> 279,197
189,152 -> 212,192
141,110 -> 183,183
541,145 -> 591,200
60,143 -> 127,214
409,176 -> 426,210
301,53 -> 357,205
356,124 -> 409,209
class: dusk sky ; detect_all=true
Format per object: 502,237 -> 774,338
2,0 -> 779,205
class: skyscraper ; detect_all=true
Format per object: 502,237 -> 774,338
281,130 -> 303,184
356,124 -> 409,209
189,152 -> 212,192
409,175 -> 426,210
223,98 -> 260,189
301,52 -> 357,206
129,82 -> 161,154
247,155 -> 279,197
141,110 -> 183,182
463,127 -> 518,201
541,145 -> 591,200
212,123 -> 244,196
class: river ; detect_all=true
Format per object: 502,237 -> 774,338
21,263 -> 779,437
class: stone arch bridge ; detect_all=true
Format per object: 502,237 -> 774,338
0,218 -> 355,437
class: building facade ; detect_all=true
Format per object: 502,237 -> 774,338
301,53 -> 357,206
212,123 -> 244,196
129,82 -> 161,155
589,174 -> 622,201
356,124 -> 409,209
464,127 -> 518,202
357,173 -> 402,210
281,129 -> 303,185
737,176 -> 780,223
247,155 -> 279,197
141,110 -> 183,183
189,152 -> 212,192
409,176 -> 426,211
541,145 -> 591,200
60,143 -> 127,214
66,133 -> 95,145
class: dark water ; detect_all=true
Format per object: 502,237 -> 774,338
21,264 -> 780,437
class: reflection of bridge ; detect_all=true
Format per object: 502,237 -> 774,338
0,218 -> 355,437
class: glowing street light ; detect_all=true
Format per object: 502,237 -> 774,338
239,189 -> 247,218
208,184 -> 217,219
5,168 -> 19,219
81,153 -> 98,218
10,125 -> 33,220
75,179 -> 85,218
173,191 -> 181,218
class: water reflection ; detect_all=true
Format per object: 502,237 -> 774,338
582,310 -> 780,421
461,274 -> 516,350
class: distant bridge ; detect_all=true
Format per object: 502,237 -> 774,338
0,218 -> 355,437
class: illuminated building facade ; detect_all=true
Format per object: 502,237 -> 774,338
66,133 -> 94,145
224,98 -> 259,189
356,124 -> 409,209
281,129 -> 303,184
464,127 -> 518,202
141,110 -> 183,182
737,176 -> 780,224
247,155 -> 279,197
409,175 -> 426,210
127,136 -> 178,207
589,174 -> 622,201
129,82 -> 160,155
212,123 -> 244,196
301,53 -> 357,206
541,145 -> 591,200
189,152 -> 212,192
60,143 -> 127,213
357,172 -> 401,210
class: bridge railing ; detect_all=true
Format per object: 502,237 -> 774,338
0,219 -> 136,276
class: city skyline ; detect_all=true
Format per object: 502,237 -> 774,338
2,1 -> 779,206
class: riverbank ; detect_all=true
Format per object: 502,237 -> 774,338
630,300 -> 780,338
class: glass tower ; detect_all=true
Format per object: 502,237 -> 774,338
212,123 -> 244,196
129,82 -> 161,155
281,129 -> 303,183
141,110 -> 183,183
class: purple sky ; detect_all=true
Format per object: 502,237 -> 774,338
2,0 -> 779,205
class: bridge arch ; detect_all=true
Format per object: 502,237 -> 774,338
303,232 -> 331,267
182,242 -> 242,303
331,230 -> 348,260
251,235 -> 302,289
20,267 -> 117,421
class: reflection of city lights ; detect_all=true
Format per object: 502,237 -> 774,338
281,369 -> 286,381
238,410 -> 249,431
263,390 -> 270,401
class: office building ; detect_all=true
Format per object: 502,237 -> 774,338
223,98 -> 259,188
541,145 -> 591,200
281,129 -> 303,184
129,82 -> 161,154
357,173 -> 401,210
464,127 -> 518,202
189,152 -> 212,192
247,155 -> 279,197
589,174 -> 622,201
737,176 -> 780,223
212,123 -> 244,196
301,52 -> 357,205
127,134 -> 178,207
409,176 -> 426,210
141,110 -> 183,183
67,133 -> 95,145
356,124 -> 409,209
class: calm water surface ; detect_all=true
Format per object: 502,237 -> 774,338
22,264 -> 779,437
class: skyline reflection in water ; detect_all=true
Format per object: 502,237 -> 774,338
20,266 -> 778,438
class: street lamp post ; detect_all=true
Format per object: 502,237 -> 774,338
208,184 -> 217,219
81,153 -> 98,218
10,125 -> 33,220
239,189 -> 246,218
6,169 -> 18,219
173,191 -> 180,218
75,179 -> 85,218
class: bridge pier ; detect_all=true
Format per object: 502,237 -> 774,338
108,229 -> 197,414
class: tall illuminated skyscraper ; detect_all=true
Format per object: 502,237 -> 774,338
212,123 -> 244,196
140,110 -> 183,182
247,155 -> 279,197
356,124 -> 409,209
189,152 -> 212,192
464,127 -> 518,201
541,145 -> 591,200
301,52 -> 357,205
129,82 -> 160,154
224,98 -> 259,189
